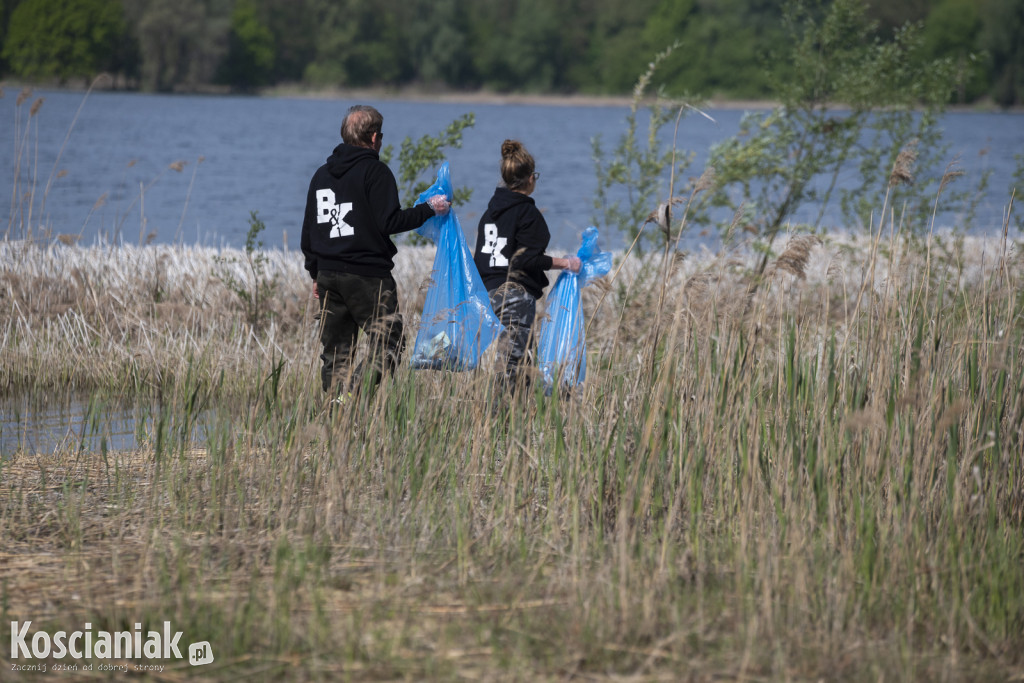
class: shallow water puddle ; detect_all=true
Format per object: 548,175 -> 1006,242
0,397 -> 209,456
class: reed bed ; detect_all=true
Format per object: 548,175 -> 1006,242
1,218 -> 1023,680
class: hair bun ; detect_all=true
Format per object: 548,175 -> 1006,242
501,139 -> 521,159
498,139 -> 535,189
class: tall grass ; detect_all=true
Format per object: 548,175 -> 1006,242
2,194 -> 1022,679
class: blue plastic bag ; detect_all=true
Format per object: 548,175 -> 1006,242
537,226 -> 613,391
410,163 -> 504,370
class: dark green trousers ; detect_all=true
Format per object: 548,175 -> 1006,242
315,270 -> 404,394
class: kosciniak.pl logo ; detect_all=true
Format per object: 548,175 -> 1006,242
10,621 -> 214,667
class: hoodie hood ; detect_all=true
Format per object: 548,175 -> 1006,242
486,186 -> 535,219
326,143 -> 378,178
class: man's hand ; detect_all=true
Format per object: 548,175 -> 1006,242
427,194 -> 451,216
313,281 -> 319,299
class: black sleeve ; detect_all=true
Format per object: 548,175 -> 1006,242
367,162 -> 435,235
511,206 -> 554,272
300,175 -> 318,279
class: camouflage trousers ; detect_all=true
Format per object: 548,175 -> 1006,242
488,284 -> 537,391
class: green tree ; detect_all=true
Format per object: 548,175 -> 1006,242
261,0 -> 317,83
640,0 -> 785,99
467,0 -> 565,91
129,0 -> 230,92
301,0 -> 353,85
979,0 -> 1024,106
922,0 -> 987,102
503,0 -> 570,91
404,0 -> 471,86
463,0 -> 515,90
3,0 -> 125,82
698,0 -> 961,270
218,0 -> 275,90
304,0 -> 403,87
0,0 -> 15,74
582,0 -> 659,93
4,0 -> 1008,99
862,0 -> 931,35
464,0 -> 589,91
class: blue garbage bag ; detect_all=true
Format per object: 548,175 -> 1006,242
537,226 -> 613,391
410,162 -> 504,370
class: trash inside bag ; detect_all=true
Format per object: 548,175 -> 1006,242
410,162 -> 504,370
537,226 -> 613,391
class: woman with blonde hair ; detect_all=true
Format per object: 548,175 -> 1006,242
474,139 -> 580,393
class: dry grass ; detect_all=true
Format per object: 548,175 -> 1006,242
2,224 -> 1023,681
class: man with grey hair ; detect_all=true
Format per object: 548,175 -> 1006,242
301,104 -> 450,402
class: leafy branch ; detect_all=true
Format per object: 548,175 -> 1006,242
214,210 -> 279,332
382,113 -> 476,208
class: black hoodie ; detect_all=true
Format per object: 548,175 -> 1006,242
473,187 -> 554,299
301,143 -> 434,280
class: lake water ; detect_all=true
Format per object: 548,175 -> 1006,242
0,395 -> 215,457
2,89 -> 1022,253
1,397 -> 143,456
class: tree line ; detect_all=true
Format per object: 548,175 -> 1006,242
1,0 -> 1022,106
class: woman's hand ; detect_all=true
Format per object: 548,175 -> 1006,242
554,256 -> 582,272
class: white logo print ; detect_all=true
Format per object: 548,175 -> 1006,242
315,188 -> 354,238
480,223 -> 508,267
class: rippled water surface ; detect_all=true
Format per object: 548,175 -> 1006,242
0,397 -> 211,457
3,90 -> 1022,252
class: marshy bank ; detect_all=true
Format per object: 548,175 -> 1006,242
2,231 -> 1019,401
1,229 -> 1022,680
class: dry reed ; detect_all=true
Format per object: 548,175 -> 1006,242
1,224 -> 1022,681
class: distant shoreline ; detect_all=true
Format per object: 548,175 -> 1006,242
224,84 -> 1024,114
6,78 -> 1020,113
265,86 -> 1024,114
263,85 -> 780,111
